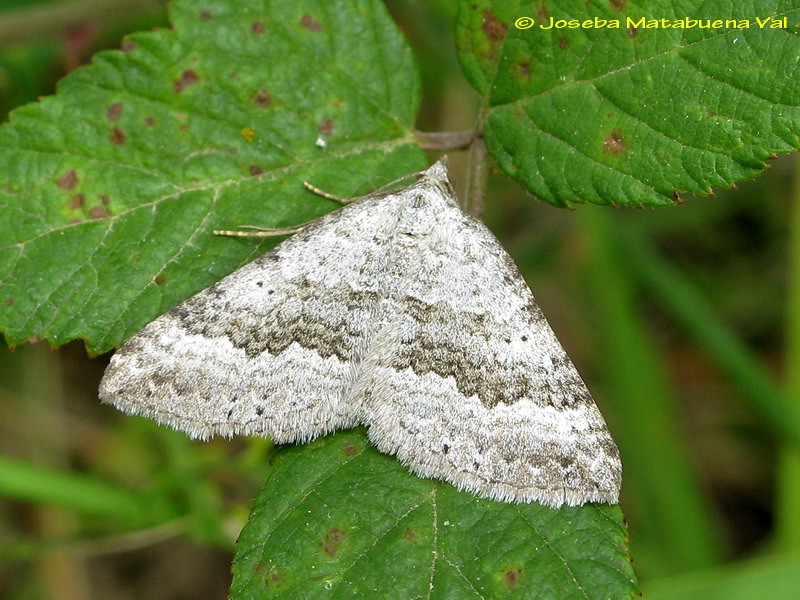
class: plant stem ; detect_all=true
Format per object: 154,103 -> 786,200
414,129 -> 475,151
464,136 -> 488,217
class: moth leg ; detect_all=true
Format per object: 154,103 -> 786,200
304,167 -> 432,204
214,168 -> 432,238
212,224 -> 309,238
302,182 -> 352,204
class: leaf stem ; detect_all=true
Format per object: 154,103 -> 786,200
414,129 -> 475,151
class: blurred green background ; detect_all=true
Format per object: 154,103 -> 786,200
2,0 -> 799,598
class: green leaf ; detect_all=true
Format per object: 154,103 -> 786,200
456,0 -> 800,207
0,0 -> 424,352
0,2 -> 635,597
231,430 -> 637,600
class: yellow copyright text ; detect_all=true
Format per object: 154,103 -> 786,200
514,16 -> 789,30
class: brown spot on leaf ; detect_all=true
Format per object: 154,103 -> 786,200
70,194 -> 84,209
342,442 -> 358,456
610,0 -> 626,9
174,70 -> 199,93
89,206 -> 109,219
249,165 -> 264,176
321,528 -> 346,556
627,25 -> 638,37
254,89 -> 272,107
6,298 -> 14,306
603,128 -> 626,155
107,103 -> 123,121
403,528 -> 417,541
516,61 -> 531,80
317,118 -> 334,135
300,14 -> 322,31
110,128 -> 126,145
264,569 -> 285,588
200,10 -> 212,20
254,562 -> 285,588
482,9 -> 507,42
144,116 -> 156,126
252,21 -> 265,34
155,276 -> 166,285
537,6 -> 549,19
505,568 -> 522,588
559,36 -> 570,49
57,170 -> 78,190
121,39 -> 136,52
100,194 -> 110,205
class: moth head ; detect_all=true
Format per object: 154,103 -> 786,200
420,157 -> 455,199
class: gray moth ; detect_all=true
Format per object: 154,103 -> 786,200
99,159 -> 622,507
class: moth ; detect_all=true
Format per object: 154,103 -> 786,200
100,159 -> 621,507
